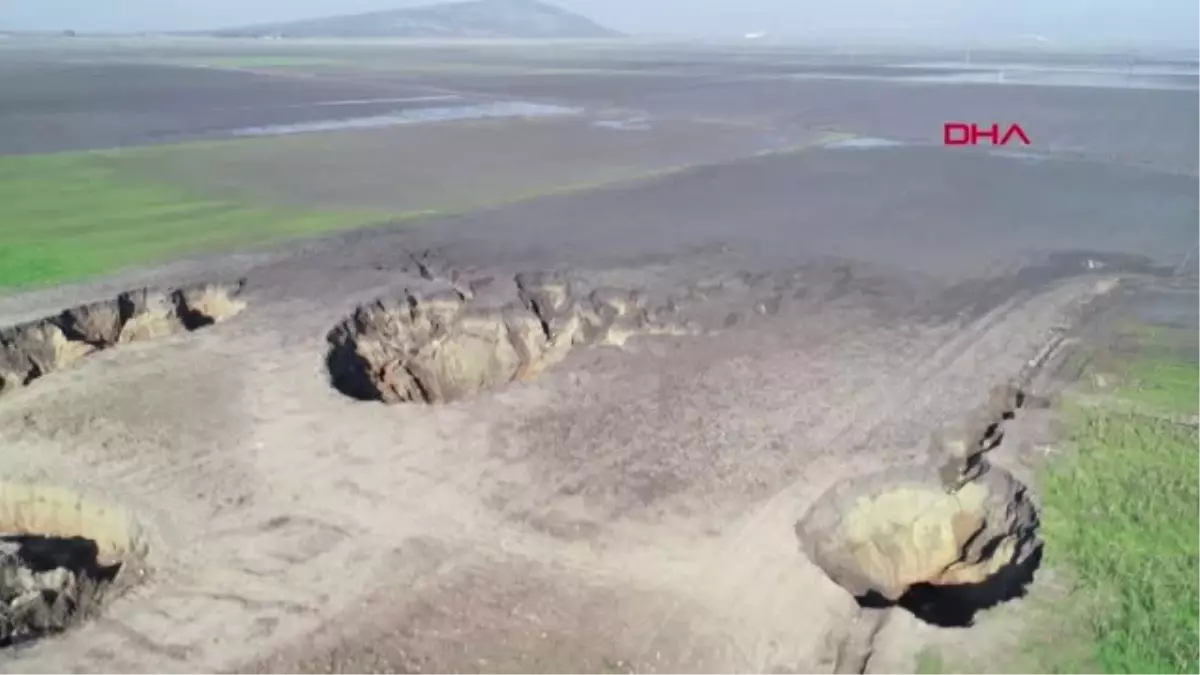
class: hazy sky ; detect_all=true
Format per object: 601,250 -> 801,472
1,0 -> 1197,48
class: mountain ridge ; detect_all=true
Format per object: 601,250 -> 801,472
208,0 -> 622,39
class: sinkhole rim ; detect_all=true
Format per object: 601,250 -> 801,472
0,482 -> 150,648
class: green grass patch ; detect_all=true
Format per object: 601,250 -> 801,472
0,138 -> 700,289
914,648 -> 948,674
1032,346 -> 1198,673
0,151 -> 390,288
1092,322 -> 1199,418
1122,357 -> 1200,417
0,125 -> 856,290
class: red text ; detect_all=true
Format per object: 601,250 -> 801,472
943,123 -> 1031,146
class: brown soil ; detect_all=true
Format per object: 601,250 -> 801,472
794,381 -> 1050,671
326,271 -> 692,404
0,234 -> 1132,673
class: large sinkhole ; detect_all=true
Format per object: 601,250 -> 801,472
326,272 -> 691,404
797,383 -> 1045,628
0,483 -> 147,647
0,280 -> 247,398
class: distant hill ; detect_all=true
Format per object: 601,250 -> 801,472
209,0 -> 622,39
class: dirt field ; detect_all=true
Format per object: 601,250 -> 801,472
0,40 -> 1196,673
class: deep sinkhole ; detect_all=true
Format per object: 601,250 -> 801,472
0,484 -> 147,648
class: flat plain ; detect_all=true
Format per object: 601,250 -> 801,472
0,36 -> 1195,673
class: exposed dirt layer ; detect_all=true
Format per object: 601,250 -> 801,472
327,270 -> 695,403
0,219 -> 1172,675
0,280 -> 246,397
795,377 -> 1053,672
797,370 -> 1053,606
0,233 -> 1129,674
0,483 -> 147,649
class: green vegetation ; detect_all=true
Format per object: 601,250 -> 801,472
917,324 -> 1198,675
1086,321 -> 1199,419
0,137 -> 697,289
1119,355 -> 1199,418
1034,324 -> 1198,674
0,129 -> 947,290
0,151 -> 389,288
914,648 -> 948,674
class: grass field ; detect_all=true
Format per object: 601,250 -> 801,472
1118,332 -> 1200,418
1030,324 -> 1198,674
0,135 -> 682,289
0,151 -> 388,288
0,142 -> 677,289
1040,338 -> 1195,673
0,118 -> 805,289
918,320 -> 1198,675
1037,396 -> 1198,673
0,138 -> 676,289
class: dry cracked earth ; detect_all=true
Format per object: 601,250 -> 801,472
0,44 -> 1197,675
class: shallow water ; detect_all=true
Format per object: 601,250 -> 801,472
986,148 -> 1055,163
824,137 -> 908,149
230,101 -> 583,137
896,69 -> 1197,90
592,117 -> 653,131
892,61 -> 1199,76
788,63 -> 1198,91
285,95 -> 462,109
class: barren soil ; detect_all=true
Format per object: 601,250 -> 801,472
0,208 -> 1178,674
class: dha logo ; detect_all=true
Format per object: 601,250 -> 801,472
943,123 -> 1031,146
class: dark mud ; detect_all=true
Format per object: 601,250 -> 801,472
925,252 -> 1181,322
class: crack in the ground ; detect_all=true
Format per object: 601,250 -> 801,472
0,280 -> 247,398
325,250 -> 935,407
326,270 -> 696,404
